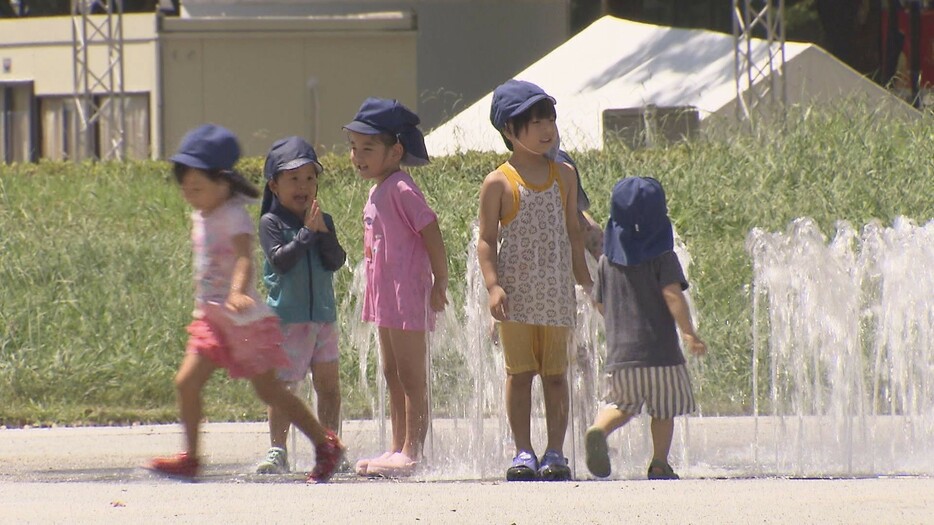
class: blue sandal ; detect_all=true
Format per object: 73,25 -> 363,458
506,450 -> 539,481
538,449 -> 571,481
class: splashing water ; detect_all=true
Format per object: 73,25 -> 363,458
747,217 -> 934,476
325,222 -> 703,480
295,217 -> 933,480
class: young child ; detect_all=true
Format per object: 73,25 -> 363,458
585,177 -> 707,480
344,98 -> 449,477
254,136 -> 347,474
477,80 -> 592,481
147,124 -> 344,483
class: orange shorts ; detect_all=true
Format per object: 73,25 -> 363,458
498,322 -> 570,376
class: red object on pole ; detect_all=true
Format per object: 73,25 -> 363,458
881,7 -> 934,88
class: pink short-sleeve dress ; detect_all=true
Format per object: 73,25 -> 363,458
361,171 -> 438,331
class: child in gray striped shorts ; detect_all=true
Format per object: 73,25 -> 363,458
585,177 -> 707,480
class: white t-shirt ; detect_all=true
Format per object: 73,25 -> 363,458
191,196 -> 261,306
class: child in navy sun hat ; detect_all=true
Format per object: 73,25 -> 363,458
585,176 -> 707,481
344,97 -> 449,478
254,135 -> 347,476
148,125 -> 345,484
479,79 -> 593,483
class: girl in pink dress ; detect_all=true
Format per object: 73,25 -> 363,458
344,99 -> 449,477
147,124 -> 344,482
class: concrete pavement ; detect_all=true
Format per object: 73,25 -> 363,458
0,422 -> 931,524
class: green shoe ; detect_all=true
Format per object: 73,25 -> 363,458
585,426 -> 611,478
647,459 -> 679,480
256,447 -> 289,474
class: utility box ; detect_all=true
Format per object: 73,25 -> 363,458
602,105 -> 700,149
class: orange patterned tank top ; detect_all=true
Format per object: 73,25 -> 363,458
496,161 -> 575,327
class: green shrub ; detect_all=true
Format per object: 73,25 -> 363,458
1,104 -> 931,425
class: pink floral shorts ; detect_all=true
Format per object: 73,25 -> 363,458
187,302 -> 289,379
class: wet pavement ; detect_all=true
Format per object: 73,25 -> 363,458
0,422 -> 931,524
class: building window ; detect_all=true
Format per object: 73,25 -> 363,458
0,82 -> 37,163
39,96 -> 79,161
39,92 -> 151,160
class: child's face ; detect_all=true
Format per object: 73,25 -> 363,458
506,115 -> 558,156
269,163 -> 318,217
179,168 -> 230,213
348,130 -> 402,182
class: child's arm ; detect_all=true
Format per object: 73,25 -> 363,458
420,219 -> 449,312
661,283 -> 707,356
579,210 -> 604,261
591,257 -> 604,316
259,214 -> 311,274
558,164 -> 593,292
317,211 -> 347,272
226,233 -> 257,313
478,171 -> 508,321
593,300 -> 604,316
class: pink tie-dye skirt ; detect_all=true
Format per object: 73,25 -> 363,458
186,302 -> 289,379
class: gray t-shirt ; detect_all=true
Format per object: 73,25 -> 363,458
593,251 -> 688,371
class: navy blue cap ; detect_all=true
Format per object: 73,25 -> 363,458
263,136 -> 323,181
604,177 -> 673,266
343,98 -> 430,167
554,149 -> 591,213
261,136 -> 324,216
169,123 -> 240,171
490,80 -> 556,131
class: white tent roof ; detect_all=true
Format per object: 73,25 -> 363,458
425,16 -> 915,154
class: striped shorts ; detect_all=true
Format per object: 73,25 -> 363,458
603,364 -> 696,419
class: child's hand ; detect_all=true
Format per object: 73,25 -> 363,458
580,282 -> 593,298
682,333 -> 707,356
430,280 -> 448,312
488,285 -> 509,321
490,319 -> 500,346
304,199 -> 328,233
225,291 -> 255,313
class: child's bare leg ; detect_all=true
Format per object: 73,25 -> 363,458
378,327 -> 406,453
585,406 -> 633,478
265,384 -> 296,449
385,328 -> 429,460
650,417 -> 675,464
311,361 -> 341,433
174,353 -> 217,457
591,405 -> 632,436
251,371 -> 326,445
506,371 -> 536,453
541,372 -> 569,453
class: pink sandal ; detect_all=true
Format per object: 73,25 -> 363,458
355,451 -> 394,476
365,452 -> 417,478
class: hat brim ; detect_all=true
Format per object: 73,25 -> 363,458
508,93 -> 557,121
278,157 -> 324,174
343,121 -> 385,135
169,152 -> 212,171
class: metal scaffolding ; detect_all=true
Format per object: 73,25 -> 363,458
71,0 -> 127,160
733,0 -> 787,124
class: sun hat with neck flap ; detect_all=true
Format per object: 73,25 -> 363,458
604,177 -> 674,266
343,98 -> 430,167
